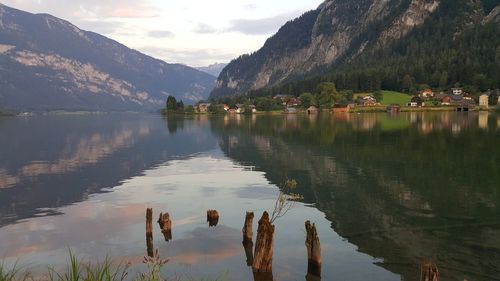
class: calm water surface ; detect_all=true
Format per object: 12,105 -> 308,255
0,112 -> 499,281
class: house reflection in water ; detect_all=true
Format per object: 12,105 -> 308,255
211,112 -> 500,281
478,111 -> 489,129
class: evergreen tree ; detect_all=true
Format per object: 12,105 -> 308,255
166,96 -> 178,110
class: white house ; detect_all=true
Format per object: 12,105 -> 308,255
451,88 -> 463,96
479,94 -> 489,109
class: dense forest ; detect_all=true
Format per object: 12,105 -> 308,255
217,0 -> 500,99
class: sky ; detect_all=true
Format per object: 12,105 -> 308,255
2,0 -> 324,67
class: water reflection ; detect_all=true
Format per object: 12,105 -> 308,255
0,112 -> 498,281
211,112 -> 500,281
0,114 -> 217,226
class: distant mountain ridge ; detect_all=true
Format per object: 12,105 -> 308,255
210,0 -> 500,98
196,63 -> 227,77
0,4 -> 216,111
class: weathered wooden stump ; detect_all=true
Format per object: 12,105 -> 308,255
146,208 -> 153,234
242,211 -> 255,266
305,273 -> 321,281
157,212 -> 172,241
253,272 -> 273,281
243,239 -> 254,267
421,262 -> 439,281
243,211 -> 254,242
146,208 -> 154,257
207,210 -> 219,227
305,221 -> 321,277
252,211 -> 275,273
146,232 -> 154,257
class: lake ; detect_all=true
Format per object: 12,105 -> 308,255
0,112 -> 499,281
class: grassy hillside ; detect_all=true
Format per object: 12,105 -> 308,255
354,91 -> 411,105
379,91 -> 412,105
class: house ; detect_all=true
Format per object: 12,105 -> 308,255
287,98 -> 301,107
479,94 -> 489,109
273,95 -> 290,105
285,107 -> 297,114
307,106 -> 319,114
333,104 -> 354,113
197,103 -> 211,112
235,104 -> 244,113
356,95 -> 378,106
420,89 -> 434,98
223,104 -> 230,111
249,105 -> 257,113
227,109 -> 237,114
451,88 -> 463,96
441,96 -> 452,106
463,95 -> 474,102
408,96 -> 424,107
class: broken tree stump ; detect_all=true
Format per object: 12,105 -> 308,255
243,239 -> 254,267
243,211 -> 254,242
252,211 -> 275,273
207,210 -> 219,227
305,273 -> 321,281
421,262 -> 439,281
252,272 -> 273,281
242,211 -> 255,266
146,208 -> 153,257
305,221 -> 321,277
146,208 -> 153,234
157,212 -> 172,241
146,232 -> 154,257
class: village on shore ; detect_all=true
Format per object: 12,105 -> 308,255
164,87 -> 500,115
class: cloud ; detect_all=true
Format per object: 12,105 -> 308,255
244,3 -> 258,10
77,20 -> 125,34
227,10 -> 303,35
148,30 -> 174,38
1,0 -> 160,18
139,46 -> 237,67
106,6 -> 160,18
194,23 -> 217,34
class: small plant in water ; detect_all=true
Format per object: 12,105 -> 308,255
270,179 -> 303,223
136,250 -> 169,281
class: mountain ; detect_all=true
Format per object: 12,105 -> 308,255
210,0 -> 500,99
196,63 -> 227,77
0,4 -> 216,111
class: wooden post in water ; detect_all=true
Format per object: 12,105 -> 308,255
243,211 -> 254,242
252,211 -> 274,273
146,208 -> 154,257
158,212 -> 172,241
305,273 -> 321,281
305,221 -> 321,277
242,212 -> 255,266
420,262 -> 439,281
207,210 -> 220,227
253,272 -> 273,281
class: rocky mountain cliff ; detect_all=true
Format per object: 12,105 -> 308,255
0,4 -> 215,111
211,0 -> 500,98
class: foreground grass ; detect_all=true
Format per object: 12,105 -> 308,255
0,251 -> 226,281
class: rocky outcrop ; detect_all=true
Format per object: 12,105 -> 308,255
210,0 -> 497,99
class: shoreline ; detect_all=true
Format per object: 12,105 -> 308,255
163,106 -> 499,116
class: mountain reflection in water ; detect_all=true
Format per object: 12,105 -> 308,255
0,112 -> 498,281
212,112 -> 500,281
